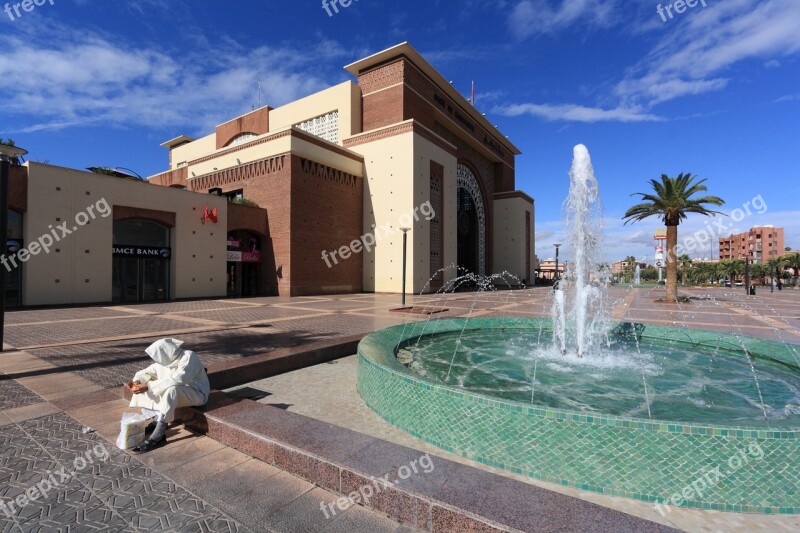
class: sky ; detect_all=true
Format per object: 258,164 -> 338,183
1,0 -> 799,264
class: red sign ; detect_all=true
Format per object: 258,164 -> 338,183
201,204 -> 218,224
227,251 -> 262,263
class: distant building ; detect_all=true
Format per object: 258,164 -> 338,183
538,258 -> 567,281
611,260 -> 646,276
719,226 -> 784,263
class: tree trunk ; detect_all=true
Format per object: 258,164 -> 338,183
666,224 -> 679,302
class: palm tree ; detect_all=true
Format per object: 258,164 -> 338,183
783,252 -> 800,288
720,259 -> 744,286
623,174 -> 724,302
677,254 -> 692,285
767,257 -> 785,290
749,263 -> 765,285
698,262 -> 715,284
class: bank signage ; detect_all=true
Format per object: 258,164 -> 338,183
113,245 -> 171,258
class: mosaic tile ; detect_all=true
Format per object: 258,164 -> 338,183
357,318 -> 800,514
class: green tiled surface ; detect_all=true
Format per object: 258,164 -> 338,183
356,318 -> 800,514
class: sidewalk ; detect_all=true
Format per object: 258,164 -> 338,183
0,348 -> 419,532
1,289 -> 799,532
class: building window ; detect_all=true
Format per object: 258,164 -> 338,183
295,110 -> 339,144
228,133 -> 258,147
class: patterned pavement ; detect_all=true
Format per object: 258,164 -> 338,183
0,288 -> 799,532
0,412 -> 242,532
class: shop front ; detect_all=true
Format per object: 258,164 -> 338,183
112,219 -> 171,303
227,230 -> 262,298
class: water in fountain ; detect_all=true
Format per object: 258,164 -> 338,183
552,145 -> 608,357
634,264 -> 641,285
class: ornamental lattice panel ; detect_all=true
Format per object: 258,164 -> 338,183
296,110 -> 340,144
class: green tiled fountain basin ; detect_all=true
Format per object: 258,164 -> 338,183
357,318 -> 800,513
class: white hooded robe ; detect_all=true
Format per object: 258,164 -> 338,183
129,338 -> 210,423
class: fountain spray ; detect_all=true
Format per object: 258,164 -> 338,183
552,145 -> 608,357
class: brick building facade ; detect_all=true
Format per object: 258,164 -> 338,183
149,42 -> 536,296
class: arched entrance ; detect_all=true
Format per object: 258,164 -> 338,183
456,164 -> 486,276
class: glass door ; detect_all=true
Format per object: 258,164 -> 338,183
142,258 -> 169,301
122,258 -> 139,303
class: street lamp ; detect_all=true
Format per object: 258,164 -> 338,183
400,228 -> 411,306
553,244 -> 562,285
745,252 -> 751,295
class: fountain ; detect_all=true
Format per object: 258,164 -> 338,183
357,145 -> 800,514
634,264 -> 641,285
551,145 -> 606,358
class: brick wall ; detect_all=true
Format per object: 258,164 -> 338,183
215,107 -> 271,149
8,165 -> 27,212
290,155 -> 363,296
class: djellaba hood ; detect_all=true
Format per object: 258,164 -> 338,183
145,338 -> 185,366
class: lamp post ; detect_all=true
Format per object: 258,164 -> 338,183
0,159 -> 8,352
400,228 -> 411,306
553,244 -> 562,285
745,253 -> 751,295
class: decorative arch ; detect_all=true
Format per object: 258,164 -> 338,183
456,163 -> 486,275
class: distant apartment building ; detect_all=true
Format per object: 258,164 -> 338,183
719,226 -> 784,263
611,260 -> 647,276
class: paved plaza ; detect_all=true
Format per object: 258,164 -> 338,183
1,286 -> 799,532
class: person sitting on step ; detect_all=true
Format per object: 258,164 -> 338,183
127,338 -> 210,453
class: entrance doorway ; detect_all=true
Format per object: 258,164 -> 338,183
113,256 -> 170,303
455,164 -> 486,276
457,187 -> 480,275
112,219 -> 171,303
227,230 -> 262,298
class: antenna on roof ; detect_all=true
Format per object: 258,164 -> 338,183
257,80 -> 262,108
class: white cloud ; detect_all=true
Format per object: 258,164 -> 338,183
500,0 -> 800,124
0,21 -> 349,135
494,102 -> 662,123
507,0 -> 619,40
616,0 -> 800,107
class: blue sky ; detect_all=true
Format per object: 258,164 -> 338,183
2,0 -> 798,263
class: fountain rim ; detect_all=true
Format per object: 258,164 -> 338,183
358,317 -> 800,437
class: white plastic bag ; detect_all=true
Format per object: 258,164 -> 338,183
116,412 -> 153,450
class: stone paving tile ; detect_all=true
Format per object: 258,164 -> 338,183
28,325 -> 346,389
3,307 -> 135,325
131,300 -> 259,313
270,314 -> 418,338
177,305 -> 323,324
0,374 -> 43,411
278,299 -> 393,311
0,412 -> 245,533
3,316 -> 202,349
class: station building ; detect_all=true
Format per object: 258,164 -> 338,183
3,42 -> 535,307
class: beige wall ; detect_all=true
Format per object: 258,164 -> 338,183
357,130 -> 416,293
354,123 -> 458,294
270,81 -> 362,141
22,163 -> 227,306
412,132 -> 457,293
167,81 -> 362,174
169,135 -> 216,170
493,195 -> 535,283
